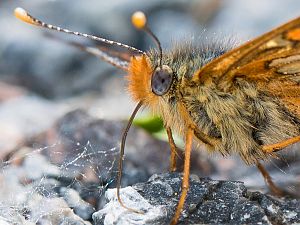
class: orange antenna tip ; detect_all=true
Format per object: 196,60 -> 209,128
14,7 -> 38,26
132,11 -> 147,29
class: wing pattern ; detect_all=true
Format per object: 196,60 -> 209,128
194,17 -> 300,117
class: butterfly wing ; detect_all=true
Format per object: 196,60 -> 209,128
194,17 -> 300,117
228,48 -> 300,116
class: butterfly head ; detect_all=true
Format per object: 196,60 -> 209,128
127,11 -> 176,107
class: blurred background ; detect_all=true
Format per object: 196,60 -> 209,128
1,0 -> 300,223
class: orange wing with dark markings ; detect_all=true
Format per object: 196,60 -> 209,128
231,49 -> 300,116
194,17 -> 300,117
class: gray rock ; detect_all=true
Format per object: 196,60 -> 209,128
43,109 -> 173,186
0,151 -> 93,224
27,197 -> 91,225
36,109 -> 208,208
95,173 -> 300,224
59,187 -> 95,220
93,187 -> 167,225
23,152 -> 61,180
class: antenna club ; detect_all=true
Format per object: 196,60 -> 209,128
14,7 -> 37,25
132,11 -> 147,29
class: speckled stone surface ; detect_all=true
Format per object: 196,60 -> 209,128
95,173 -> 300,225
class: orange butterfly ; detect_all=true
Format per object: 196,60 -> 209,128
15,8 -> 300,224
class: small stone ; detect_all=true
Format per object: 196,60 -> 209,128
93,187 -> 167,225
59,187 -> 95,220
23,153 -> 61,180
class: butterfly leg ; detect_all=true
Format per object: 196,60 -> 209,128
262,136 -> 300,153
259,136 -> 300,196
170,127 -> 193,225
256,162 -> 285,196
166,127 -> 179,172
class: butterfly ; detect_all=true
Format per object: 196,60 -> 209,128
14,8 -> 300,224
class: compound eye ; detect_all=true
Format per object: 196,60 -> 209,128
151,65 -> 173,96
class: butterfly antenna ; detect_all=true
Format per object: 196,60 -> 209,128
14,7 -> 143,55
117,101 -> 144,214
132,11 -> 163,68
